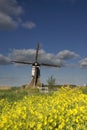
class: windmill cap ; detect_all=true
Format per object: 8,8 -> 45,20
32,62 -> 40,66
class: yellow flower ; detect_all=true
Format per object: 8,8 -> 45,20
30,122 -> 35,128
37,123 -> 42,129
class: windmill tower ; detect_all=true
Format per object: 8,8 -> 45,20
12,43 -> 60,87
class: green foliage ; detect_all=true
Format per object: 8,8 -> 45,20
47,75 -> 56,86
0,86 -> 87,103
80,86 -> 87,94
0,87 -> 39,102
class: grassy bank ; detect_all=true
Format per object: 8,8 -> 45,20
0,85 -> 87,102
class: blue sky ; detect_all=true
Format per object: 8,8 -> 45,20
0,0 -> 87,86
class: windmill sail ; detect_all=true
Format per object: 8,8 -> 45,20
41,63 -> 61,67
35,43 -> 40,62
11,61 -> 32,64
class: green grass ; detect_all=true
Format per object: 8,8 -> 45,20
0,87 -> 39,102
0,86 -> 87,102
81,86 -> 87,94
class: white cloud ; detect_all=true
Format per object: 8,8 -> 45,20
8,49 -> 69,67
0,54 -> 11,65
38,50 -> 65,66
0,49 -> 80,67
0,0 -> 23,16
0,0 -> 23,29
0,0 -> 36,29
9,49 -> 36,62
6,49 -> 62,66
56,50 -> 79,60
79,58 -> 87,68
0,12 -> 18,29
22,21 -> 36,29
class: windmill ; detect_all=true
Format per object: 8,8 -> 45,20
12,43 -> 60,87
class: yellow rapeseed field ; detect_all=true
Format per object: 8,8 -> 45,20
0,87 -> 87,130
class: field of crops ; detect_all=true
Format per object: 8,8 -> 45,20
0,86 -> 87,130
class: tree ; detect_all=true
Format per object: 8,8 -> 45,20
47,75 -> 56,86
